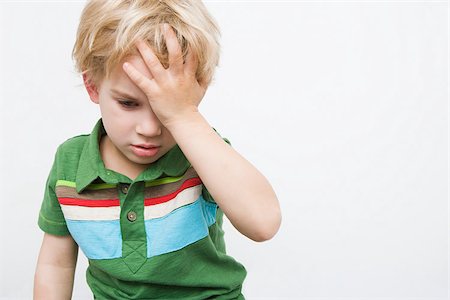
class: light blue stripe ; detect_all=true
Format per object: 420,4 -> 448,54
66,220 -> 122,259
145,196 -> 217,258
202,200 -> 218,226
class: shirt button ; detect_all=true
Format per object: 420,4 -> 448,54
127,211 -> 137,222
120,184 -> 129,194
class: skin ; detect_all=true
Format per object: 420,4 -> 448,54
34,235 -> 78,299
120,23 -> 282,242
86,54 -> 179,179
34,23 -> 281,300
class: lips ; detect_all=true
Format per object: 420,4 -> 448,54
131,144 -> 160,157
134,144 -> 159,149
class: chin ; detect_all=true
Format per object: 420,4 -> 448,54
131,155 -> 159,165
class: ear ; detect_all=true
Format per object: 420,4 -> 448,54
83,73 -> 100,104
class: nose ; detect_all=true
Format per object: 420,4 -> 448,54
135,109 -> 162,137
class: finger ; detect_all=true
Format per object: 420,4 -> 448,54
185,46 -> 207,88
162,23 -> 184,75
122,61 -> 156,95
135,39 -> 165,81
184,46 -> 199,78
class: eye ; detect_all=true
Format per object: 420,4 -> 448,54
118,99 -> 138,108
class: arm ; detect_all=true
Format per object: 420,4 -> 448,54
34,233 -> 78,300
166,112 -> 281,242
122,24 -> 281,242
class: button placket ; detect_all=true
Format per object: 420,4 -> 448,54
119,181 -> 147,268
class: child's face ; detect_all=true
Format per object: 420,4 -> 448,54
85,55 -> 177,173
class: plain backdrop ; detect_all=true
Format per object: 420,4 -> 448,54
0,1 -> 448,299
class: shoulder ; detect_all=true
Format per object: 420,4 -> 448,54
52,133 -> 91,179
56,134 -> 90,157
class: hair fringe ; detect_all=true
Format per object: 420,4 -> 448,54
72,0 -> 220,87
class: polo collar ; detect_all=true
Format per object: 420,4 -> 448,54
75,119 -> 190,193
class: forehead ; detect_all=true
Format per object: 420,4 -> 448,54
108,55 -> 153,90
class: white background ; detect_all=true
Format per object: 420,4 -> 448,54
0,1 -> 448,299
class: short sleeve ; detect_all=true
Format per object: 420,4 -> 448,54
38,147 -> 70,236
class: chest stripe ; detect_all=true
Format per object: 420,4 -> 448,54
61,206 -> 120,221
57,177 -> 203,222
144,177 -> 202,206
144,184 -> 202,220
58,198 -> 120,207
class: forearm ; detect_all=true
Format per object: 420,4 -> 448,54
166,111 -> 281,242
34,264 -> 76,300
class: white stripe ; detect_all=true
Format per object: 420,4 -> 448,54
144,185 -> 203,220
60,205 -> 120,221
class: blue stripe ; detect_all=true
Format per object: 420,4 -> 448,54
145,196 -> 217,258
66,219 -> 122,259
202,200 -> 218,226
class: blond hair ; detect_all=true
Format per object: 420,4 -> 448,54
72,0 -> 221,87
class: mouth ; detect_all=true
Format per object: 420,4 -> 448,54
133,144 -> 160,149
131,144 -> 160,157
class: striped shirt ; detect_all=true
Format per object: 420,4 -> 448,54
38,119 -> 247,299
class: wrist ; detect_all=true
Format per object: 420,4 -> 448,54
164,109 -> 202,132
164,110 -> 216,142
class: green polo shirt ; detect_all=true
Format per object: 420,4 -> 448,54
38,119 -> 247,299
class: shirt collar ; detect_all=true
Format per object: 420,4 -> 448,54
75,119 -> 190,193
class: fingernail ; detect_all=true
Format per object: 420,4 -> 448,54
163,23 -> 169,33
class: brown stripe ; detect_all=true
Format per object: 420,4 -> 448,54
55,186 -> 119,200
144,167 -> 200,199
55,168 -> 200,200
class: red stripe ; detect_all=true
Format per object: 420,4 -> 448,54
144,177 -> 202,206
58,198 -> 120,207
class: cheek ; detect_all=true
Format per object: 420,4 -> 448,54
98,100 -> 115,119
100,102 -> 134,124
163,130 -> 176,146
100,107 -> 134,139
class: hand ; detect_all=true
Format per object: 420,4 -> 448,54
122,23 -> 207,127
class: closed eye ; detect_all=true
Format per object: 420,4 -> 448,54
118,99 -> 139,108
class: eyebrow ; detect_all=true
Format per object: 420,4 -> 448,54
110,88 -> 139,100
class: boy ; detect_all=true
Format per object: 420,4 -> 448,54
34,0 -> 281,299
